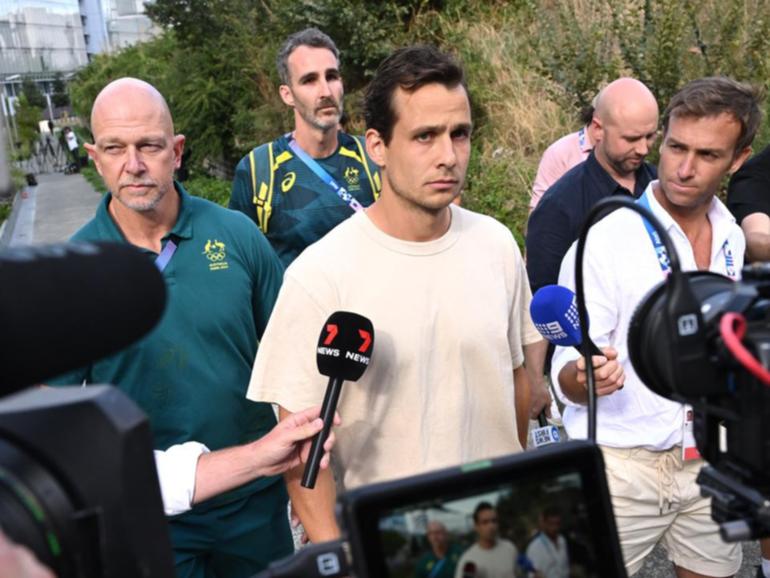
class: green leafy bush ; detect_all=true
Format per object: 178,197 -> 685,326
80,166 -> 106,194
67,0 -> 770,245
183,174 -> 231,207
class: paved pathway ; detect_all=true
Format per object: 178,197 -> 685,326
0,171 -> 100,247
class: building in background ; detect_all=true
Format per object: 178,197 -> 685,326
0,0 -> 157,139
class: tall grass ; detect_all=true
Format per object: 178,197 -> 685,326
444,0 -> 770,242
67,0 -> 770,244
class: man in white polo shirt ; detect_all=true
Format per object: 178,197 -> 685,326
551,77 -> 761,576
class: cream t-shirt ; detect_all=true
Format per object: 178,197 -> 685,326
248,205 -> 541,489
454,539 -> 518,578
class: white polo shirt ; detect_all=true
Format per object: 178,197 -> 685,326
550,181 -> 744,449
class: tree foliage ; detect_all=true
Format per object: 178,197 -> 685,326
51,72 -> 70,108
67,0 -> 770,240
13,95 -> 43,159
21,78 -> 46,109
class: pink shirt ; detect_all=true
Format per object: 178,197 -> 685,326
530,126 -> 593,210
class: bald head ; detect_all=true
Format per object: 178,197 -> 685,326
84,77 -> 184,216
427,521 -> 447,533
90,78 -> 174,137
594,78 -> 658,127
426,520 -> 449,552
591,78 -> 659,180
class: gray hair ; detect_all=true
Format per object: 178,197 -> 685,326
276,28 -> 339,85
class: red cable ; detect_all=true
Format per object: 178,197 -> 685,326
719,312 -> 770,386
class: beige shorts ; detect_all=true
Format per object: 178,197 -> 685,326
601,445 -> 742,576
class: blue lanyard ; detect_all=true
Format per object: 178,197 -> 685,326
427,557 -> 446,578
287,134 -> 364,213
636,191 -> 736,279
578,126 -> 587,150
154,238 -> 178,272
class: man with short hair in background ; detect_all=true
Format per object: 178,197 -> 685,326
727,143 -> 770,262
229,27 -> 380,267
525,506 -> 569,578
526,77 -> 659,294
415,521 -> 464,578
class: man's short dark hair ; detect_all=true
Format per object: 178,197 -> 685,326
364,45 -> 467,145
276,28 -> 339,85
541,505 -> 561,519
580,104 -> 595,126
473,501 -> 494,524
662,77 -> 763,154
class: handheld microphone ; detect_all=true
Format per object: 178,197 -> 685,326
461,561 -> 477,578
531,284 -> 607,442
530,409 -> 561,448
0,242 -> 166,394
301,311 -> 374,489
517,553 -> 537,573
530,285 -> 602,356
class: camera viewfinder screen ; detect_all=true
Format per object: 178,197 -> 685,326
376,470 -> 600,578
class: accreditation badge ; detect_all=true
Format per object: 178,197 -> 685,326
682,405 -> 701,461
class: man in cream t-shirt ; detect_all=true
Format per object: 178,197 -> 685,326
455,503 -> 517,578
246,45 -> 545,543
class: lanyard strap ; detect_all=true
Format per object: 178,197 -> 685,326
427,557 -> 446,578
636,191 -> 736,279
287,134 -> 364,213
155,238 -> 178,272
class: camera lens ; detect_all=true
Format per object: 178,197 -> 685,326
0,438 -> 76,576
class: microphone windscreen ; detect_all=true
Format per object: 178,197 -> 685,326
316,311 -> 374,381
530,284 -> 583,347
461,561 -> 477,578
0,242 -> 166,393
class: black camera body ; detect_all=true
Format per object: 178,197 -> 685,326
0,385 -> 175,577
629,264 -> 770,541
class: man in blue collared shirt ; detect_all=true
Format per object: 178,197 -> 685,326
526,78 -> 659,294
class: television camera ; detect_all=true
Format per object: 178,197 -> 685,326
571,195 -> 770,543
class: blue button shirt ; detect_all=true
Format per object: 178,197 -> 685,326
526,151 -> 656,293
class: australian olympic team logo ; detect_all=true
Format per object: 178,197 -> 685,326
344,166 -> 361,190
203,239 -> 229,271
344,166 -> 360,186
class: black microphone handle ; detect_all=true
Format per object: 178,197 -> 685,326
537,410 -> 548,428
301,376 -> 344,489
573,341 -> 603,358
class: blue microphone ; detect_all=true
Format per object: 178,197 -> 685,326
529,285 -> 606,447
530,285 -> 602,355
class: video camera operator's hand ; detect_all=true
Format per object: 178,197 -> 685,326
0,532 -> 54,578
255,406 -> 341,477
574,346 -> 625,396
